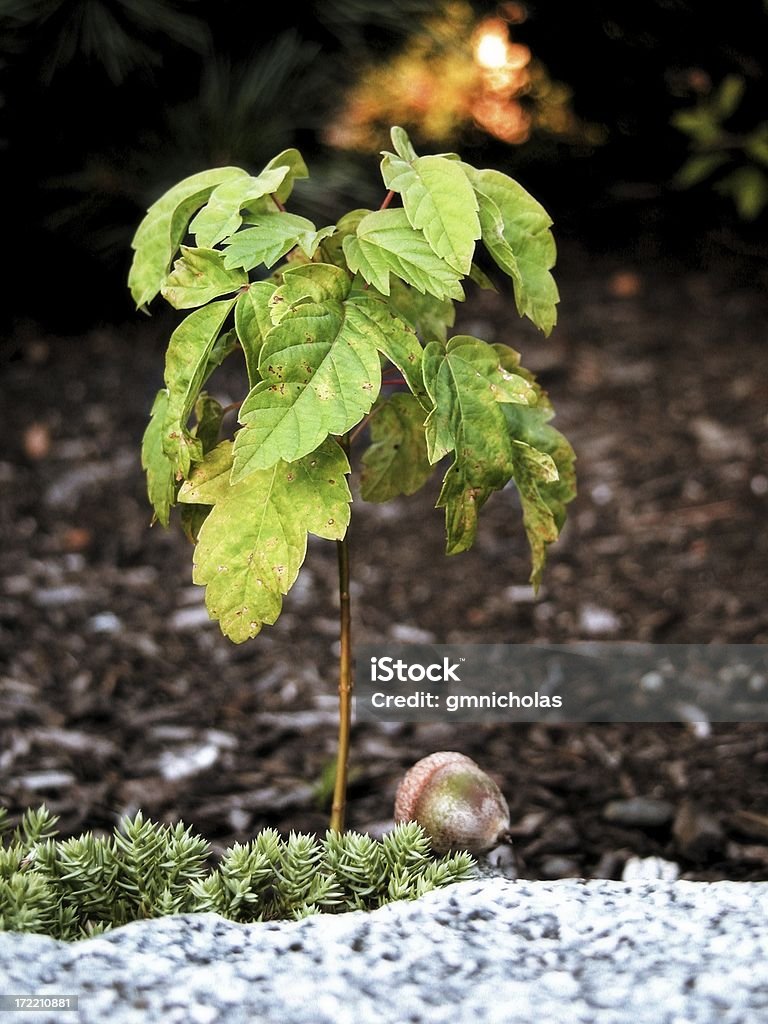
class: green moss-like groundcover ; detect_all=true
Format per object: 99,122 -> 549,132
0,807 -> 475,941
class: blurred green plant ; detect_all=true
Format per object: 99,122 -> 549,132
0,807 -> 475,940
0,0 -> 208,83
672,75 -> 768,220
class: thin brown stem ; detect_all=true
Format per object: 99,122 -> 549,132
329,432 -> 353,832
379,189 -> 395,210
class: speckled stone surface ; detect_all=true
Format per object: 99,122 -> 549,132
2,879 -> 768,1023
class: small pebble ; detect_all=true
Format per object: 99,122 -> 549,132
34,585 -> 89,607
640,671 -> 664,692
17,770 -> 77,791
603,797 -> 674,828
89,612 -> 122,633
158,743 -> 220,781
579,604 -> 621,636
622,856 -> 679,882
388,623 -> 436,644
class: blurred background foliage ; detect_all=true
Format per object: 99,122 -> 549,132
1,0 -> 766,329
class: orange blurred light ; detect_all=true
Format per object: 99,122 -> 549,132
473,18 -> 510,69
475,31 -> 508,69
471,95 -> 531,144
505,42 -> 531,71
499,2 -> 527,24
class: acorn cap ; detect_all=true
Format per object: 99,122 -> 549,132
394,751 -> 510,854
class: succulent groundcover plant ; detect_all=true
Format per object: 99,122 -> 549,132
0,807 -> 474,940
130,125 -> 575,830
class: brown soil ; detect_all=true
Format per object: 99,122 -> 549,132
2,247 -> 767,880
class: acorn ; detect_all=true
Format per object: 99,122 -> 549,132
394,751 -> 511,854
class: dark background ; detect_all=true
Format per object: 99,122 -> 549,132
2,0 -> 766,331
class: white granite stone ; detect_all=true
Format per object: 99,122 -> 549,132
1,879 -> 768,1023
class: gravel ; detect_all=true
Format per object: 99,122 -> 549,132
2,878 -> 768,1023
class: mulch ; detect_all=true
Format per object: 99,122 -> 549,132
2,245 -> 767,880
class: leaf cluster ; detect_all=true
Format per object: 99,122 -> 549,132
672,75 -> 768,220
0,808 -> 474,941
132,127 -> 575,641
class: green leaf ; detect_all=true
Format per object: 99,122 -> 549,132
423,335 -> 535,463
178,439 -> 236,576
434,464 -> 494,557
381,135 -> 480,274
191,439 -> 351,642
317,209 -> 370,268
161,247 -> 247,309
232,296 -> 382,476
180,505 -> 210,545
674,152 -> 729,189
261,148 -> 309,204
745,125 -> 768,168
269,263 -> 351,320
468,263 -> 497,291
343,209 -> 465,301
717,166 -> 768,220
189,169 -> 290,248
423,335 -> 536,553
178,441 -> 235,505
129,167 -> 248,308
670,107 -> 720,146
141,389 -> 177,527
360,394 -> 433,502
349,288 -> 427,407
163,298 -> 237,476
385,277 -> 455,343
466,167 -> 558,335
236,283 -> 277,386
714,75 -> 745,120
222,213 -> 331,271
502,403 -> 576,588
191,394 -> 225,454
389,125 -> 418,162
206,328 -> 239,377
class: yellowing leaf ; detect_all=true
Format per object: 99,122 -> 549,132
222,213 -> 332,271
163,298 -> 237,476
191,439 -> 351,642
233,297 -> 382,476
385,277 -> 455,344
189,169 -> 290,248
235,282 -> 277,386
360,393 -> 433,502
178,440 -> 234,505
423,335 -> 535,553
343,209 -> 464,300
466,167 -> 559,336
129,166 -> 247,308
381,129 -> 480,274
261,148 -> 309,204
141,389 -> 177,527
503,403 -> 576,588
161,247 -> 247,309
